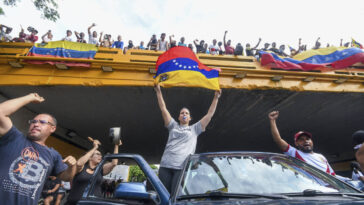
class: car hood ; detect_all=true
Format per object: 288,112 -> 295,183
174,198 -> 364,205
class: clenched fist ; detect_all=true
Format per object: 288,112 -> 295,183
268,111 -> 279,120
63,156 -> 76,166
28,93 -> 44,103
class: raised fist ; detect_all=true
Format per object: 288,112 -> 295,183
268,111 -> 279,120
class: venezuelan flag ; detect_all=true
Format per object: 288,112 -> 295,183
27,41 -> 98,67
352,38 -> 363,49
154,46 -> 220,90
260,47 -> 364,71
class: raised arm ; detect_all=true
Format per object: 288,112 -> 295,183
316,37 -> 320,43
88,23 -> 96,35
193,39 -> 199,47
74,31 -> 80,39
0,93 -> 44,136
58,155 -> 77,181
200,90 -> 221,130
252,38 -> 262,49
268,111 -> 289,152
41,32 -> 48,41
223,31 -> 227,46
154,84 -> 172,126
102,140 -> 122,175
147,38 -> 152,49
298,38 -> 302,51
99,32 -> 103,43
75,137 -> 100,173
169,35 -> 174,45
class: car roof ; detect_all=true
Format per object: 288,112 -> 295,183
189,151 -> 288,159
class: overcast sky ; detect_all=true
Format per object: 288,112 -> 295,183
1,0 -> 363,49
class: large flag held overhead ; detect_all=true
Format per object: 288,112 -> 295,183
154,46 -> 220,90
27,41 -> 98,67
260,46 -> 364,71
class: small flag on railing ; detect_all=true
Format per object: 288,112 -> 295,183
260,46 -> 364,71
26,41 -> 98,67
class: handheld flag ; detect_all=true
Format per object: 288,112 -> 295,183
352,38 -> 363,49
26,41 -> 98,67
154,46 -> 220,90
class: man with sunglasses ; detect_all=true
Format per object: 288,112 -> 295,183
0,93 -> 77,205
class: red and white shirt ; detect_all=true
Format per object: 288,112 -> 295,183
284,145 -> 335,176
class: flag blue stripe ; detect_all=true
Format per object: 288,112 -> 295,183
301,47 -> 362,64
29,47 -> 96,58
155,58 -> 219,79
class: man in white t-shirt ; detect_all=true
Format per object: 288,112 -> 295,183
268,111 -> 335,176
208,39 -> 219,55
87,23 -> 98,45
62,30 -> 73,41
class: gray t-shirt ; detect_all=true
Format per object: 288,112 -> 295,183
160,119 -> 204,169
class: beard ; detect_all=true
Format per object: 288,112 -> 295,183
27,133 -> 42,141
297,144 -> 313,153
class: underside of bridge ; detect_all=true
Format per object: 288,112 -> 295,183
1,86 -> 363,166
1,43 -> 364,172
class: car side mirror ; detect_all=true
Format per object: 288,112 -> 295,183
115,182 -> 160,203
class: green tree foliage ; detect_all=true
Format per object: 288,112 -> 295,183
1,0 -> 59,21
128,164 -> 158,182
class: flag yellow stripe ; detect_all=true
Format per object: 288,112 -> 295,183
293,47 -> 348,61
35,41 -> 98,51
154,70 -> 220,90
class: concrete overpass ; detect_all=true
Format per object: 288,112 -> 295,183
1,42 -> 364,172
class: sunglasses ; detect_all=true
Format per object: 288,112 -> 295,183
28,119 -> 55,126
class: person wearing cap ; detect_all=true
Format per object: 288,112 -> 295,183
268,110 -> 335,175
25,27 -> 38,43
0,24 -> 13,42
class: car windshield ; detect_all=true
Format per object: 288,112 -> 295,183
177,153 -> 358,197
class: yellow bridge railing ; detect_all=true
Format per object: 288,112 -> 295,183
1,42 -> 364,92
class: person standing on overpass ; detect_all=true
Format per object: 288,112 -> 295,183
268,110 -> 335,175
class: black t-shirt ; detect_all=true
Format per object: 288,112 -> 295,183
246,48 -> 254,56
0,126 -> 67,205
66,164 -> 104,204
234,45 -> 243,55
195,44 -> 205,53
269,47 -> 280,54
43,177 -> 61,192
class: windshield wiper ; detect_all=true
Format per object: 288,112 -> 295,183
284,189 -> 364,198
177,191 -> 289,200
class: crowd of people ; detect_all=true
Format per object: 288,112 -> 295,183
1,66 -> 364,204
0,23 -> 356,58
39,176 -> 121,204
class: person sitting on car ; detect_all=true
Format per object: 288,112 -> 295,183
351,161 -> 364,181
268,111 -> 336,176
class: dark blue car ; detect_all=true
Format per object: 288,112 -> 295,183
78,152 -> 364,205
